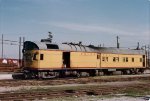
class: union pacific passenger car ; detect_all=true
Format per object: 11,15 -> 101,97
22,41 -> 146,79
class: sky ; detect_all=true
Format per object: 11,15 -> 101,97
0,0 -> 150,59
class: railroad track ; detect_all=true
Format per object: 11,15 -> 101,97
0,82 -> 150,101
0,87 -> 121,100
0,92 -> 58,100
0,74 -> 150,87
0,72 -> 149,100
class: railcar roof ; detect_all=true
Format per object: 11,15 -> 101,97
24,41 -> 145,55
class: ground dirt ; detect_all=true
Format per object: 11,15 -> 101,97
0,74 -> 150,101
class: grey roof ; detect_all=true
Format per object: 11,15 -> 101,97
24,41 -> 145,55
96,47 -> 145,55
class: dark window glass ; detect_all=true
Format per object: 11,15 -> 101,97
33,54 -> 37,60
123,57 -> 125,62
102,57 -> 105,61
113,57 -> 116,62
102,57 -> 108,62
140,58 -> 142,62
126,57 -> 128,62
106,57 -> 108,62
132,58 -> 134,62
97,55 -> 100,59
46,44 -> 59,49
40,54 -> 44,60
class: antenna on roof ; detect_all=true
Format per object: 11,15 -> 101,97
136,42 -> 140,50
41,32 -> 53,43
116,36 -> 120,48
79,41 -> 82,45
48,31 -> 53,42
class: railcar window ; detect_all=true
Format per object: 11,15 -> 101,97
40,54 -> 44,60
46,44 -> 59,49
97,55 -> 100,59
132,58 -> 134,62
113,57 -> 119,62
123,57 -> 126,62
106,57 -> 108,62
102,57 -> 108,62
140,58 -> 142,62
102,57 -> 105,61
33,54 -> 37,60
126,57 -> 128,62
113,57 -> 116,62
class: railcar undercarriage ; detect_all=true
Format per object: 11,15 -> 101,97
21,68 -> 145,79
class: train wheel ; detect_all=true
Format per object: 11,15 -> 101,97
132,69 -> 142,74
121,70 -> 126,75
80,72 -> 90,77
122,70 -> 130,75
55,72 -> 60,78
24,73 -> 32,79
59,71 -> 66,78
37,72 -> 43,79
89,70 -> 96,76
130,69 -> 135,75
95,70 -> 99,76
86,72 -> 90,77
76,72 -> 81,78
24,73 -> 28,79
139,69 -> 145,74
126,70 -> 131,75
23,71 -> 33,79
137,69 -> 145,74
135,69 -> 140,74
98,72 -> 104,76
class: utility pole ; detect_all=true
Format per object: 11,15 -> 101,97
22,37 -> 25,67
23,37 -> 25,44
1,34 -> 3,59
145,45 -> 148,68
148,45 -> 150,67
19,37 -> 22,67
116,36 -> 119,48
137,42 -> 140,50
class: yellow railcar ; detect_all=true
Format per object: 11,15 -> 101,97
100,53 -> 145,68
22,41 -> 147,79
70,52 -> 98,68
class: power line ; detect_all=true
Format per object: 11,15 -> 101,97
1,34 -> 3,58
0,42 -> 23,46
0,39 -> 24,43
0,34 -> 25,60
0,38 -> 24,46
